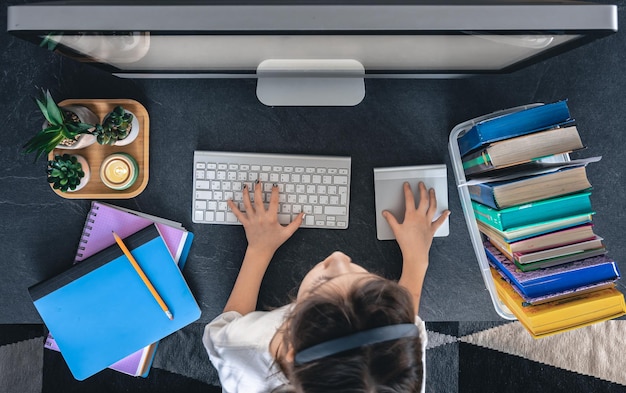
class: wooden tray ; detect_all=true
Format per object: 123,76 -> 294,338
48,99 -> 149,199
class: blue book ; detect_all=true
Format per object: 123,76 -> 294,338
472,192 -> 593,231
458,100 -> 571,157
29,225 -> 201,381
468,166 -> 591,209
484,242 -> 620,299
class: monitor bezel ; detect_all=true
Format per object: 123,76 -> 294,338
7,1 -> 618,77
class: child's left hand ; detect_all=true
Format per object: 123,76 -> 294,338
228,181 -> 304,259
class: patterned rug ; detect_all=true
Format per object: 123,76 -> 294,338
1,321 -> 625,393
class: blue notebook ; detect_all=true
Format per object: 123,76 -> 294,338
29,225 -> 201,380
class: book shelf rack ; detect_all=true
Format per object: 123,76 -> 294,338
448,103 -> 544,320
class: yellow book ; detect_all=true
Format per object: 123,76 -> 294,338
490,267 -> 626,338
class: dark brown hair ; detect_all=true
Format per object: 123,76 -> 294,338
278,276 -> 424,393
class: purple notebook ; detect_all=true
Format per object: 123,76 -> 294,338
45,201 -> 192,377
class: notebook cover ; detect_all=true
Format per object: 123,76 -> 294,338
30,225 -> 201,380
76,201 -> 189,265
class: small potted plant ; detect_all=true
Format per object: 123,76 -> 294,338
94,105 -> 139,146
23,89 -> 98,161
47,153 -> 90,193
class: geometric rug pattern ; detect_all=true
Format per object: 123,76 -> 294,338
1,320 -> 625,392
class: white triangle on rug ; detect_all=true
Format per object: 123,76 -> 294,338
459,320 -> 626,386
426,330 -> 458,350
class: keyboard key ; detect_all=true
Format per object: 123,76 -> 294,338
196,190 -> 212,200
278,214 -> 291,225
196,180 -> 211,189
334,176 -> 348,185
325,206 -> 347,215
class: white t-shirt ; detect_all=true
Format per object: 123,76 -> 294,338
203,305 -> 427,393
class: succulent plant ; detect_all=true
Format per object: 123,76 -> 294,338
46,154 -> 86,192
94,106 -> 134,145
23,89 -> 95,161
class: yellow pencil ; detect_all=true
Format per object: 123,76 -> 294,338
112,231 -> 174,320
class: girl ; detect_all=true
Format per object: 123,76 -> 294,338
203,181 -> 450,392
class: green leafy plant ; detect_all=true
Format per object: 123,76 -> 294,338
22,89 -> 94,161
46,154 -> 85,192
94,106 -> 134,145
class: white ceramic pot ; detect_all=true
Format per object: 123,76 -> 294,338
112,109 -> 140,146
46,105 -> 98,150
66,154 -> 90,192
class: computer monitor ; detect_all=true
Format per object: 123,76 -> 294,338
7,1 -> 618,105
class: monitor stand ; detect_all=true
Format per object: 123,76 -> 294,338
256,59 -> 365,106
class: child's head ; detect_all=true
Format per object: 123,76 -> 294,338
276,252 -> 425,392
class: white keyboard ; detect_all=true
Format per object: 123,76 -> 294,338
193,151 -> 351,229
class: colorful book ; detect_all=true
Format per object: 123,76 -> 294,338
46,202 -> 194,377
484,242 -> 620,299
468,166 -> 592,209
458,100 -> 571,157
30,225 -> 201,381
513,236 -> 605,265
480,222 -> 596,257
476,213 -> 594,243
462,125 -> 584,175
472,192 -> 593,231
490,267 -> 626,339
513,248 -> 608,272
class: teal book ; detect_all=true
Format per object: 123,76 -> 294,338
29,225 -> 201,381
472,192 -> 593,231
458,100 -> 571,157
477,212 -> 594,243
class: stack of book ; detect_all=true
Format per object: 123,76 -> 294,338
31,202 -> 199,380
459,100 -> 626,338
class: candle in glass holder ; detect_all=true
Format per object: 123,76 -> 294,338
100,153 -> 139,190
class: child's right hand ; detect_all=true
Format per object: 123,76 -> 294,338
382,182 -> 450,263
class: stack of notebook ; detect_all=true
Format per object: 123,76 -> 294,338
30,202 -> 199,380
459,100 -> 626,338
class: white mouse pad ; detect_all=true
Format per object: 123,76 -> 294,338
374,165 -> 449,240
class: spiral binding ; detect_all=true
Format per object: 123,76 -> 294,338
74,205 -> 99,261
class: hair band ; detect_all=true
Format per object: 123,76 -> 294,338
293,323 -> 419,365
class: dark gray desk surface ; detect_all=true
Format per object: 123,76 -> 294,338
2,1 -> 626,325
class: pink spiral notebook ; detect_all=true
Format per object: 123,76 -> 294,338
45,201 -> 193,377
